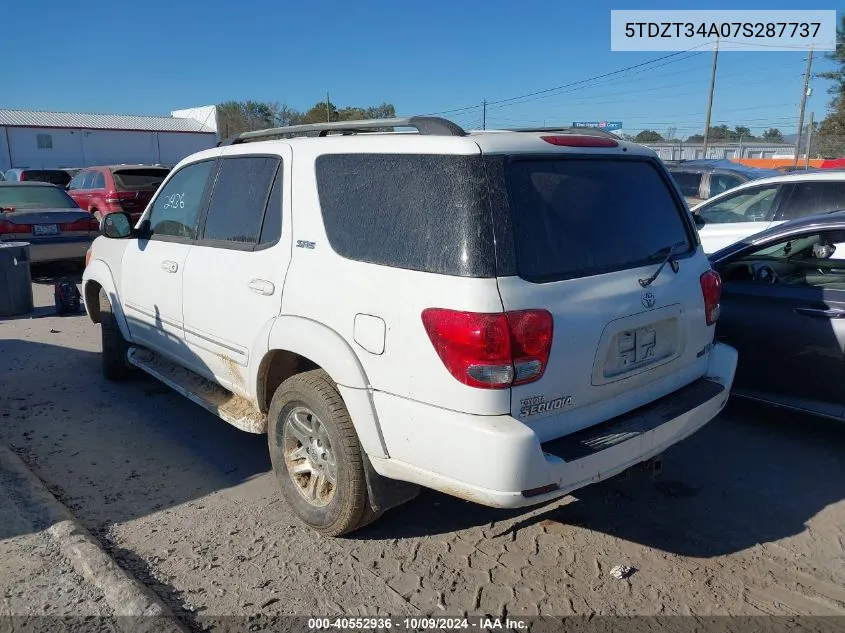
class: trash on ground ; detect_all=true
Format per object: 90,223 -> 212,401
609,564 -> 634,579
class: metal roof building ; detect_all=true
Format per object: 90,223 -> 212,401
646,141 -> 797,161
0,107 -> 218,172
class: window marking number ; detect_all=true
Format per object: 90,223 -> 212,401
296,240 -> 316,249
162,192 -> 186,210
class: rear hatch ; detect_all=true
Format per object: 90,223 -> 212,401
20,170 -> 72,187
110,167 -> 169,215
493,152 -> 716,441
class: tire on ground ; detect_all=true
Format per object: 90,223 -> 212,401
99,289 -> 132,381
267,369 -> 372,536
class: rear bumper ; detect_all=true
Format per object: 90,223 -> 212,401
370,342 -> 737,508
1,238 -> 92,264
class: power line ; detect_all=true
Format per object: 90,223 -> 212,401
426,43 -> 714,116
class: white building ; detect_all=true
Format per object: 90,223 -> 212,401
0,106 -> 219,172
646,141 -> 796,161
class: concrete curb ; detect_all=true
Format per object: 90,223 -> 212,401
0,443 -> 190,633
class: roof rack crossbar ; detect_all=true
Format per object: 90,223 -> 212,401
219,116 -> 466,146
507,126 -> 621,139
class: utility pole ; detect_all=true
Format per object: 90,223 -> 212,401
326,92 -> 331,123
794,49 -> 813,168
702,38 -> 719,160
804,111 -> 815,169
482,100 -> 487,130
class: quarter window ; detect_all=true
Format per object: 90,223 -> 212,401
697,185 -> 780,224
782,182 -> 845,219
146,160 -> 215,239
202,156 -> 280,246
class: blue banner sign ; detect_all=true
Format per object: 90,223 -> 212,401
572,121 -> 623,131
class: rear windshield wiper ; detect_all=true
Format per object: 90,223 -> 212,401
638,241 -> 687,288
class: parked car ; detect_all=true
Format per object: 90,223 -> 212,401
691,171 -> 845,253
82,116 -> 736,536
710,210 -> 845,420
67,165 -> 170,222
4,168 -> 72,188
0,182 -> 99,264
665,159 -> 780,208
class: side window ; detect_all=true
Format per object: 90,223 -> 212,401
781,182 -> 845,219
81,172 -> 96,190
697,185 -> 780,225
709,174 -> 743,197
669,171 -> 703,198
146,160 -> 215,240
258,167 -> 282,247
68,173 -> 85,190
721,230 -> 845,286
201,156 -> 279,246
92,171 -> 105,189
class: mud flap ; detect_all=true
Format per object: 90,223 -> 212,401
362,453 -> 421,513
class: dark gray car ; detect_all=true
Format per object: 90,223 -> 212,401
710,210 -> 845,420
666,159 -> 781,207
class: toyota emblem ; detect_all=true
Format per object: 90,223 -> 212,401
642,292 -> 656,309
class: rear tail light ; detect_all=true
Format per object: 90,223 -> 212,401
63,217 -> 100,232
541,135 -> 619,148
0,220 -> 26,234
106,191 -> 137,204
700,270 -> 722,326
19,172 -> 27,181
421,308 -> 554,389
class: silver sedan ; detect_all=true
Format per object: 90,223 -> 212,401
0,182 -> 99,264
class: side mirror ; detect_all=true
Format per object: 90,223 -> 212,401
101,212 -> 132,239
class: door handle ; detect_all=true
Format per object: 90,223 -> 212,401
248,279 -> 275,296
794,307 -> 845,319
161,260 -> 178,273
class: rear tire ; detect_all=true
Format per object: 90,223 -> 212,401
99,289 -> 132,381
267,370 -> 371,536
92,209 -> 103,222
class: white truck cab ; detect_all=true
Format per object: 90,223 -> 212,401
83,116 -> 737,536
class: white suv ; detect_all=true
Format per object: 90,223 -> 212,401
693,171 -> 845,254
82,116 -> 737,536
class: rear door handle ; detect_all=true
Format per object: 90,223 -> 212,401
794,307 -> 845,319
248,279 -> 275,296
161,260 -> 178,273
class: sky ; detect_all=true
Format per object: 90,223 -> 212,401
3,0 -> 841,138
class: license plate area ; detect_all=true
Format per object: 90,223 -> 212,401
33,224 -> 59,236
592,305 -> 685,385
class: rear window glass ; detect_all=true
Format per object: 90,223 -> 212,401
113,168 -> 169,190
0,186 -> 79,210
507,158 -> 692,282
669,171 -> 703,198
22,170 -> 71,186
315,154 -> 495,277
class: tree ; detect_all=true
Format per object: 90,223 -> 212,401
216,100 -> 277,138
687,134 -> 704,142
733,126 -> 754,141
634,130 -> 665,142
761,128 -> 784,143
817,15 -> 845,157
300,100 -> 340,124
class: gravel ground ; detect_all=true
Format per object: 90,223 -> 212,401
1,269 -> 844,628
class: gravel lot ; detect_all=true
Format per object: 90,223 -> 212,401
1,268 -> 844,627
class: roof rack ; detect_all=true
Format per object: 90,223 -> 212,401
218,116 -> 466,146
507,126 -> 621,140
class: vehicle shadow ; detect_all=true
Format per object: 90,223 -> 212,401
358,400 -> 845,557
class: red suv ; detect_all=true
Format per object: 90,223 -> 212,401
67,165 -> 170,222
